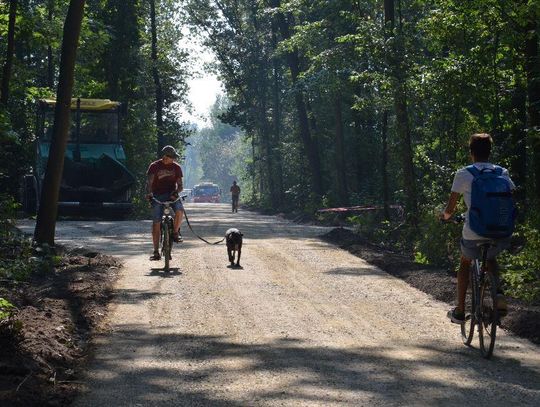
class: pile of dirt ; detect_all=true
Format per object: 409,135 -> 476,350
0,248 -> 120,406
321,227 -> 540,345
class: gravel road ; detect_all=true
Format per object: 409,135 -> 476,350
17,204 -> 540,406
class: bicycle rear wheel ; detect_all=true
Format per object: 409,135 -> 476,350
478,272 -> 498,358
461,267 -> 476,345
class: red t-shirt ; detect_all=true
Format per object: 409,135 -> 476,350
147,159 -> 183,195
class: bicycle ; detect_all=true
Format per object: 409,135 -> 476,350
152,196 -> 182,272
444,215 -> 503,359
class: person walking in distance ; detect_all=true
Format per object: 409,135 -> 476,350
146,145 -> 184,260
230,181 -> 241,213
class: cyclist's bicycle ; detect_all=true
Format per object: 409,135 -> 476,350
152,196 -> 182,272
444,216 -> 503,359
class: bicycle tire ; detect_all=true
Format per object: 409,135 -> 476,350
162,222 -> 170,272
478,272 -> 497,358
461,266 -> 476,345
167,220 -> 173,264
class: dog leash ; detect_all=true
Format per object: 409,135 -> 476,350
182,208 -> 225,245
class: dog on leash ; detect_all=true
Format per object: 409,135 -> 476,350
225,228 -> 243,267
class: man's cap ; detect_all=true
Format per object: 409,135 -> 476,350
162,145 -> 179,158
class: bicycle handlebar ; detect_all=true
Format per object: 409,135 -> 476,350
151,195 -> 183,205
440,213 -> 465,224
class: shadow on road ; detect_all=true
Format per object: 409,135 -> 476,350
148,268 -> 182,277
325,266 -> 382,276
111,289 -> 167,304
77,325 -> 540,406
226,264 -> 244,270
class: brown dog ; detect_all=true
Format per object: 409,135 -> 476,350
225,228 -> 243,267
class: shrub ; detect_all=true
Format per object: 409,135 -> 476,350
0,297 -> 21,337
500,223 -> 540,304
413,211 -> 462,266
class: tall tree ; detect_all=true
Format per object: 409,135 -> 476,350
524,18 -> 540,205
269,0 -> 323,198
1,0 -> 17,106
34,0 -> 86,245
46,0 -> 55,88
384,0 -> 417,221
270,17 -> 284,202
102,0 -> 141,101
150,0 -> 165,157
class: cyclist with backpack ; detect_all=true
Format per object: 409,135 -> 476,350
441,133 -> 516,324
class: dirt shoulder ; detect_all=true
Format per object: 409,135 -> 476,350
0,248 -> 120,407
321,227 -> 540,345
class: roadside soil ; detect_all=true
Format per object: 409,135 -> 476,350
0,247 -> 120,407
321,227 -> 540,345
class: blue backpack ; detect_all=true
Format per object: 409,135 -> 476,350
466,165 -> 516,238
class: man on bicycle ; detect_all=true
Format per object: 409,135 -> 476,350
146,145 -> 184,261
441,133 -> 515,323
230,181 -> 240,213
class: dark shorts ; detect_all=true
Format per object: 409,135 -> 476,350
151,193 -> 184,223
460,238 -> 510,260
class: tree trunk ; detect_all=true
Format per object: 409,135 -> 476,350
34,0 -> 86,246
381,110 -> 390,220
271,24 -> 284,202
269,0 -> 323,197
333,94 -> 349,205
393,81 -> 417,217
251,135 -> 256,200
1,0 -> 17,106
384,0 -> 417,222
150,0 -> 164,157
250,3 -> 275,201
524,20 -> 540,205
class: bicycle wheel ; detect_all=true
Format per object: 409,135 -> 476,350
162,223 -> 170,272
461,266 -> 476,345
478,272 -> 497,358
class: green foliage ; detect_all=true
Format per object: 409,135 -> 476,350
0,194 -> 19,239
0,109 -> 26,199
0,297 -> 22,337
413,212 -> 461,267
500,223 -> 540,304
347,214 -> 410,252
0,297 -> 15,321
0,235 -> 34,282
0,296 -> 19,336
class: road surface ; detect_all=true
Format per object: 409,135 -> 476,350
17,204 -> 540,406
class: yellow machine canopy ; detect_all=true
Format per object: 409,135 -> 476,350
40,98 -> 120,111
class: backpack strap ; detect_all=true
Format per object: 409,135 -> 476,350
466,165 -> 480,178
467,164 -> 503,176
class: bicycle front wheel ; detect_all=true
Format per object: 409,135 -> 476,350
461,267 -> 476,345
478,272 -> 497,358
162,224 -> 170,272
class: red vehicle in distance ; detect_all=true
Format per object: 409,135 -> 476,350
192,182 -> 221,203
